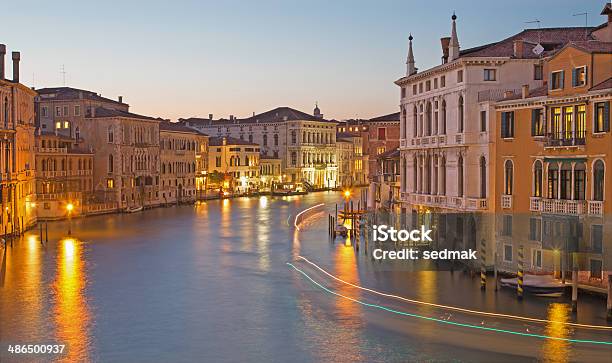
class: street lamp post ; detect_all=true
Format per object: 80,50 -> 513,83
66,202 -> 74,235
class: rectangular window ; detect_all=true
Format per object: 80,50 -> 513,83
41,106 -> 48,117
534,64 -> 543,80
106,178 -> 114,189
532,249 -> 542,269
401,87 -> 406,98
377,127 -> 386,140
419,83 -> 423,93
74,105 -> 81,116
55,106 -> 61,116
440,75 -> 446,87
457,70 -> 463,83
531,109 -> 544,136
551,107 -> 562,139
594,102 -> 610,133
590,259 -> 602,279
412,84 -> 417,95
502,215 -> 512,236
551,71 -> 564,90
434,78 -> 438,89
572,66 -> 587,87
63,105 -> 69,116
501,111 -> 514,138
591,225 -> 603,253
529,218 -> 542,241
484,69 -> 496,81
426,80 -> 431,91
55,121 -> 61,129
215,156 -> 221,167
480,110 -> 487,132
503,244 -> 512,262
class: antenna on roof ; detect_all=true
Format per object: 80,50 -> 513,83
60,64 -> 66,86
525,19 -> 543,56
572,12 -> 588,39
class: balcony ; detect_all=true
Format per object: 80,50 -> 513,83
407,193 -> 487,211
36,147 -> 68,154
544,132 -> 585,148
501,195 -> 512,209
531,197 -> 591,215
588,201 -> 604,215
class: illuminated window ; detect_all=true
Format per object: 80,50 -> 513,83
55,121 -> 61,129
63,121 -> 69,128
572,66 -> 586,87
106,178 -> 114,188
594,102 -> 610,133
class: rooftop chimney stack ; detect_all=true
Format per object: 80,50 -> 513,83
0,44 -> 5,80
440,37 -> 450,64
11,51 -> 20,83
521,85 -> 529,99
208,113 -> 213,120
118,96 -> 123,103
513,40 -> 524,59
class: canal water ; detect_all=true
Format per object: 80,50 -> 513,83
0,192 -> 610,362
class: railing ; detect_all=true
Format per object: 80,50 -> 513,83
406,194 -> 488,211
37,192 -> 83,200
541,198 -> 586,215
39,170 -> 92,178
455,134 -> 463,143
530,197 -> 542,212
36,147 -> 67,153
544,132 -> 586,147
588,201 -> 603,216
501,195 -> 512,209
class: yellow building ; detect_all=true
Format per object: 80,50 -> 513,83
207,136 -> 260,195
494,39 -> 611,289
0,44 -> 37,236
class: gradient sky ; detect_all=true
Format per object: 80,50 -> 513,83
3,0 -> 606,120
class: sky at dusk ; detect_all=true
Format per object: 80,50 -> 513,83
3,0 -> 606,121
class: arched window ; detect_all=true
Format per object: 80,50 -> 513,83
560,162 -> 572,199
593,160 -> 605,201
440,156 -> 446,195
425,155 -> 431,194
108,126 -> 114,143
432,155 -> 438,195
263,134 -> 268,146
480,156 -> 486,198
504,160 -> 513,195
244,156 -> 249,166
458,155 -> 464,196
548,163 -> 559,199
412,156 -> 417,193
401,107 -> 407,138
413,106 -> 418,136
274,134 -> 278,146
441,99 -> 447,134
108,154 -> 114,173
291,151 -> 297,165
533,160 -> 543,197
418,104 -> 424,136
426,102 -> 433,136
574,162 -> 586,200
75,126 -> 80,140
458,95 -> 464,132
302,131 -> 306,143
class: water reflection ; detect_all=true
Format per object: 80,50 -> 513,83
54,238 -> 91,362
541,303 -> 572,363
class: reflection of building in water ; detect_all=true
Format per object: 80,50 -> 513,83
493,11 -> 611,290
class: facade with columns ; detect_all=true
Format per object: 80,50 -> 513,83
0,44 -> 37,235
396,14 -> 599,259
181,106 -> 338,189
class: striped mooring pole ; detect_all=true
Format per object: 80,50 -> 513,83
517,245 -> 524,300
480,239 -> 486,290
355,216 -> 360,252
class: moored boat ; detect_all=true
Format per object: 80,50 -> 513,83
500,274 -> 567,297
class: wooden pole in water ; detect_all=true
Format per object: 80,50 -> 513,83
39,223 -> 43,245
607,274 -> 612,321
494,252 -> 499,291
480,239 -> 486,291
45,222 -> 48,243
517,245 -> 524,300
571,252 -> 578,313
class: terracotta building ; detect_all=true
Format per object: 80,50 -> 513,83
493,27 -> 611,289
35,131 -> 93,219
0,44 -> 37,236
159,121 -> 208,204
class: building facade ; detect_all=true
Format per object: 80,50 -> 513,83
159,121 -> 208,204
336,132 -> 367,187
182,106 -> 338,189
0,44 -> 37,235
207,136 -> 260,194
493,35 -> 611,288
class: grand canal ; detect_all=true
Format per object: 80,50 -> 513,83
1,192 -> 611,362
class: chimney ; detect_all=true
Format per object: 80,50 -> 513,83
440,37 -> 450,64
222,137 -> 227,146
11,51 -> 20,83
0,44 -> 5,80
208,113 -> 213,120
521,84 -> 529,99
513,40 -> 524,59
118,96 -> 123,103
503,90 -> 514,98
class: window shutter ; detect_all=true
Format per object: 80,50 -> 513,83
560,71 -> 565,89
531,109 -> 537,136
572,68 -> 577,87
584,66 -> 588,86
501,112 -> 507,138
548,74 -> 553,90
605,101 -> 610,132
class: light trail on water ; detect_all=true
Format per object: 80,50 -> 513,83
287,262 -> 612,345
296,255 -> 612,331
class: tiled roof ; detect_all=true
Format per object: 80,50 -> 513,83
36,87 -> 126,106
500,85 -> 548,101
336,131 -> 361,139
181,106 -> 336,126
90,107 -> 159,121
159,121 -> 203,134
460,27 -> 597,59
209,136 -> 259,147
567,40 -> 612,54
369,112 -> 400,122
591,77 -> 612,91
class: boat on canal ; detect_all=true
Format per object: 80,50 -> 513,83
500,274 -> 567,297
271,182 -> 307,196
